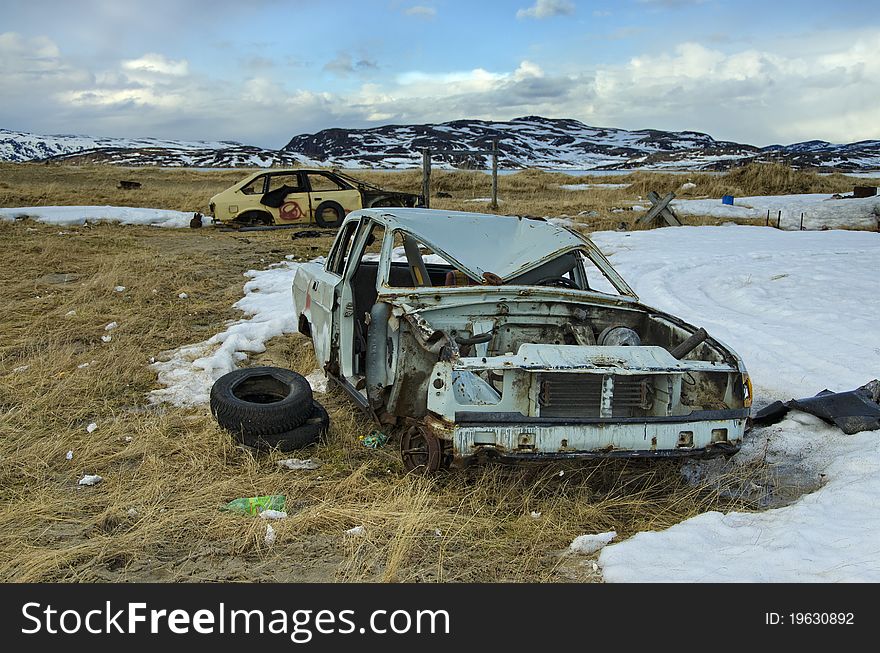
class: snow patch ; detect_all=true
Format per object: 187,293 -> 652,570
590,226 -> 880,582
277,458 -> 321,471
560,183 -> 629,191
149,261 -> 303,407
570,532 -> 617,555
0,205 -> 197,229
672,193 -> 880,230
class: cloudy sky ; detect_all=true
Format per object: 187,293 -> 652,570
2,0 -> 878,147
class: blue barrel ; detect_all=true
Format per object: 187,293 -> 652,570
721,195 -> 734,205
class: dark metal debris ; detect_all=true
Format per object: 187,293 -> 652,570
291,229 -> 326,239
752,380 -> 880,434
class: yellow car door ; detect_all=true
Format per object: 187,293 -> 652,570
304,172 -> 362,228
264,172 -> 312,224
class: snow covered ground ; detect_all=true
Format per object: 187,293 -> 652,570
559,183 -> 630,191
669,193 -> 880,230
149,260 -> 303,406
591,225 -> 880,582
0,205 -> 195,228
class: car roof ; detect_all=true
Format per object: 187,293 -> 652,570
347,207 -> 589,281
239,169 -> 341,180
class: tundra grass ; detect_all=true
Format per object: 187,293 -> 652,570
0,219 -> 776,583
2,162 -> 873,234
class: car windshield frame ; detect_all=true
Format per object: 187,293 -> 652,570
378,227 -> 637,298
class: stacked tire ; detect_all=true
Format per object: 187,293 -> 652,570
210,367 -> 329,451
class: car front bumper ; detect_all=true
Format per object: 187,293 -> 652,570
449,415 -> 747,463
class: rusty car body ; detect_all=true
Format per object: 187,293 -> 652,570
209,168 -> 423,228
292,208 -> 752,472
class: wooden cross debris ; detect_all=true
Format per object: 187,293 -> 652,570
637,191 -> 681,227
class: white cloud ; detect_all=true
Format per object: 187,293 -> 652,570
0,31 -> 59,61
588,35 -> 880,143
0,32 -> 81,84
4,27 -> 880,149
59,87 -> 184,110
404,5 -> 436,18
343,33 -> 880,145
516,0 -> 575,20
513,60 -> 544,80
121,53 -> 188,77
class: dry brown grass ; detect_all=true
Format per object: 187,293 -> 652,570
0,163 -> 244,214
3,161 -> 874,235
0,215 -> 776,583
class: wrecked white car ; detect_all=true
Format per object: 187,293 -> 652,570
292,208 -> 752,472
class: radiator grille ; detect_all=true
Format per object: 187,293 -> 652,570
538,373 -> 655,418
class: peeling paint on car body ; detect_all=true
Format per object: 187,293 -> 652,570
292,208 -> 750,471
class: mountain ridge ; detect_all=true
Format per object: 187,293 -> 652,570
3,118 -> 879,171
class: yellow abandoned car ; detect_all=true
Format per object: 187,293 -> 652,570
209,168 -> 424,228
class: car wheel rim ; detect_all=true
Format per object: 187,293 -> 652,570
401,425 -> 442,474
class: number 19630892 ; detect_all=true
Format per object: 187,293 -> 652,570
766,613 -> 854,625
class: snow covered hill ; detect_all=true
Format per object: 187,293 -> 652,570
282,116 -> 762,170
0,128 -> 308,168
3,117 -> 880,170
281,116 -> 880,171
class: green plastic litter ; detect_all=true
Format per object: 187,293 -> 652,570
359,430 -> 389,449
222,495 -> 286,515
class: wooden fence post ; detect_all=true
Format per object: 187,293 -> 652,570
421,148 -> 431,209
490,140 -> 499,210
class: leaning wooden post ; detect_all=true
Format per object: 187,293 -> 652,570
490,140 -> 499,210
421,148 -> 431,209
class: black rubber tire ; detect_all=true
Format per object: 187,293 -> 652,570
210,367 -> 313,436
239,401 -> 330,451
314,201 -> 345,228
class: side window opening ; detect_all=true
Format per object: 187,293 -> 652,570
574,250 -> 622,295
327,221 -> 358,275
307,173 -> 347,192
267,173 -> 305,193
240,176 -> 266,195
386,230 -> 470,288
